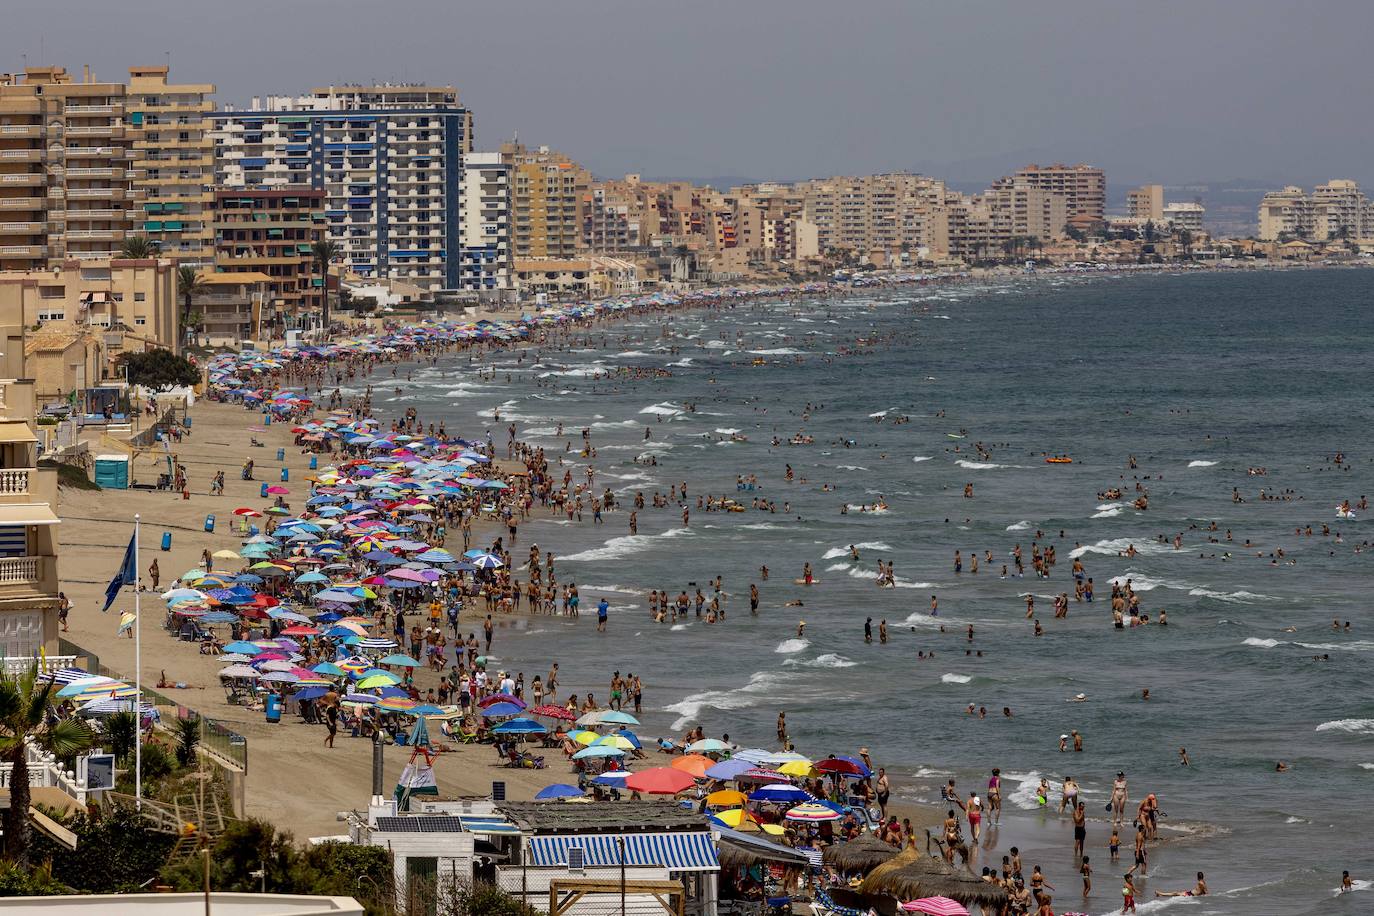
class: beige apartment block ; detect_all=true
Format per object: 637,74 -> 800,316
797,173 -> 946,256
127,67 -> 216,264
1257,186 -> 1314,241
501,142 -> 590,260
0,66 -> 142,271
1126,184 -> 1164,221
1010,163 -> 1105,222
0,375 -> 61,657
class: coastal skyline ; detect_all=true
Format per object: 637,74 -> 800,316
4,0 -> 1374,187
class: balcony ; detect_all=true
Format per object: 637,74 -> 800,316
65,208 -> 123,219
66,167 -> 124,178
0,245 -> 46,257
0,556 -> 57,601
66,229 -> 125,241
65,187 -> 123,199
0,125 -> 42,138
0,222 -> 44,234
64,145 -> 117,158
0,174 -> 44,186
0,197 -> 44,211
0,469 -> 31,496
0,150 -> 43,162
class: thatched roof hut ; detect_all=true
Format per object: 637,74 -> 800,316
822,832 -> 902,873
859,846 -> 1008,908
715,826 -> 811,871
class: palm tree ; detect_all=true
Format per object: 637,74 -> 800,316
311,239 -> 342,335
0,665 -> 92,866
176,265 -> 206,348
118,235 -> 155,259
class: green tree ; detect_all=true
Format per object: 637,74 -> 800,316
117,349 -> 201,390
0,665 -> 93,866
27,804 -> 173,893
312,239 -> 342,333
176,265 -> 207,346
1178,228 -> 1194,259
119,235 -> 155,259
174,716 -> 200,768
105,711 -> 136,764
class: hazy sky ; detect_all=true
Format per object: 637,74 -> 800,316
6,1 -> 1372,187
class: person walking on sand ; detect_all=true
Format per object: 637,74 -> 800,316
148,558 -> 160,591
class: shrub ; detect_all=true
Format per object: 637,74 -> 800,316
175,717 -> 200,768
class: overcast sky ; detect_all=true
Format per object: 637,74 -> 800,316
6,1 -> 1372,187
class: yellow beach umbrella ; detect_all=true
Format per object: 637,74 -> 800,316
212,549 -> 241,560
778,759 -> 817,778
706,789 -> 747,808
709,807 -> 756,828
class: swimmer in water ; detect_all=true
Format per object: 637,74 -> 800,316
1155,873 -> 1208,898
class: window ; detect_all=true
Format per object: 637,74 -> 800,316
134,292 -> 146,302
135,316 -> 146,326
37,309 -> 65,322
111,293 -> 124,302
39,286 -> 65,299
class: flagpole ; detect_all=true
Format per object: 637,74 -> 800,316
134,513 -> 142,811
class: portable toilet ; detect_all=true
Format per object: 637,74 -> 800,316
204,514 -> 216,533
93,454 -> 130,489
280,467 -> 289,482
161,531 -> 172,551
276,448 -> 285,462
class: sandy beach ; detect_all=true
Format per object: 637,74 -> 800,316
58,400 -> 559,838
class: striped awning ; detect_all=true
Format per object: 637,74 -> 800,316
526,832 -> 718,872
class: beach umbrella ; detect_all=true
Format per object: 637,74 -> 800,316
481,702 -> 523,719
492,718 -> 547,735
212,549 -> 242,560
311,662 -> 346,677
79,698 -> 158,717
200,611 -> 238,624
260,671 -> 300,684
686,738 -> 731,755
222,641 -> 261,655
778,760 -> 817,778
378,696 -> 418,712
707,808 -> 757,829
704,758 -> 755,781
233,508 -> 263,518
624,767 -> 695,795
161,587 -> 208,602
571,745 -> 625,760
900,899 -> 969,916
535,784 -> 584,800
292,687 -> 329,701
294,570 -> 331,585
785,802 -> 842,822
591,771 -> 630,786
670,754 -> 714,779
180,569 -> 207,582
575,709 -> 638,728
343,692 -> 379,705
376,653 -> 421,667
55,676 -> 119,698
610,728 -> 642,750
469,553 -> 503,569
218,665 -> 260,679
590,734 -> 636,751
266,486 -> 290,495
478,694 -> 526,710
817,756 -> 872,777
705,789 -> 748,808
355,673 -> 401,689
748,784 -> 811,804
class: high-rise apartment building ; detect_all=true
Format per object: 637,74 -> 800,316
1257,187 -> 1316,241
0,67 -> 141,271
1311,180 -> 1370,240
126,67 -> 216,264
212,85 -> 472,289
501,142 -> 590,260
1161,202 -> 1205,235
1009,163 -> 1105,224
797,173 -> 946,256
212,188 -> 324,330
457,152 -> 511,291
1126,184 -> 1164,221
583,175 -> 661,253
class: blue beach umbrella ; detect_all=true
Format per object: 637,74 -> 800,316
535,784 -> 584,800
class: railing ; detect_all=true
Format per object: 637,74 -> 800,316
1,654 -> 77,678
0,556 -> 41,585
63,104 -> 116,114
0,740 -> 86,806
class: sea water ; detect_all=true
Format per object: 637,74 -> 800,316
405,269 -> 1373,913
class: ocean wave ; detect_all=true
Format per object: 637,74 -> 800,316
1242,637 -> 1280,648
561,527 -> 692,562
704,340 -> 727,348
843,505 -> 890,514
783,653 -> 857,669
1294,640 -> 1374,652
1316,718 -> 1374,734
955,460 -> 1011,469
821,541 -> 893,560
911,456 -> 933,463
640,402 -> 683,416
775,638 -> 810,654
940,673 -> 971,684
714,428 -> 741,435
670,623 -> 690,631
837,465 -> 869,471
748,347 -> 802,355
902,611 -> 951,628
1003,771 -> 1047,811
1092,507 -> 1124,518
616,350 -> 650,357
1189,587 -> 1277,603
1069,538 -> 1177,559
1006,520 -> 1032,531
663,671 -> 792,730
580,583 -> 645,596
1187,460 -> 1219,468
739,522 -> 786,531
537,366 -> 611,378
668,358 -> 694,368
825,563 -> 851,572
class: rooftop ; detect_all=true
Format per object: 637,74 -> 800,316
496,801 -> 710,835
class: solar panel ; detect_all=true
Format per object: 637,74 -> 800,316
374,815 -> 466,833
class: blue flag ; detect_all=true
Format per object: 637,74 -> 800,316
102,533 -> 137,612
